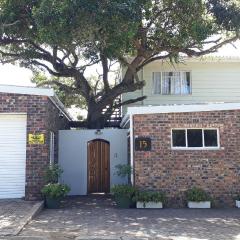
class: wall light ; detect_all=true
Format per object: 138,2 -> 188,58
95,129 -> 102,135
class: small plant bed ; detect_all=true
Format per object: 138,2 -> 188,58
235,196 -> 240,208
135,190 -> 166,209
186,187 -> 211,208
111,184 -> 137,208
42,183 -> 70,208
41,164 -> 70,209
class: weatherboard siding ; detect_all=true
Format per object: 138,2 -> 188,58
122,61 -> 240,113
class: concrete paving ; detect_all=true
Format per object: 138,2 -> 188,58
0,200 -> 43,237
16,195 -> 240,240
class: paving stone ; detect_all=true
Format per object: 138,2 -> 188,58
0,200 -> 43,236
19,195 -> 240,240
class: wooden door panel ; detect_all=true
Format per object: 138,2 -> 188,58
88,140 -> 110,193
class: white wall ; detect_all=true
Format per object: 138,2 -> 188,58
59,129 -> 128,195
122,60 -> 240,112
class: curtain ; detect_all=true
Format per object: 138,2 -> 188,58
152,72 -> 161,94
181,72 -> 190,94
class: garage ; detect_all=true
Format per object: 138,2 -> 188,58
0,114 -> 27,199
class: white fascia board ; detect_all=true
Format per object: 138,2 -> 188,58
126,102 -> 240,116
0,84 -> 54,96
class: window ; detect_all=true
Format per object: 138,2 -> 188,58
152,71 -> 191,95
49,131 -> 55,165
172,129 -> 219,149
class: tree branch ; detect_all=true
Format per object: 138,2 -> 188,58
100,53 -> 110,92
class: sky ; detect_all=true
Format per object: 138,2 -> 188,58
0,40 -> 240,87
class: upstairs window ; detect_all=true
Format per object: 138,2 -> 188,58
152,71 -> 191,95
172,129 -> 219,149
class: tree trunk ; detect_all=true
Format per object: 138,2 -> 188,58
86,102 -> 106,129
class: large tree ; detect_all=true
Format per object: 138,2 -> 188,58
0,0 -> 240,128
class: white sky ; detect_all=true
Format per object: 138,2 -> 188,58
0,40 -> 240,87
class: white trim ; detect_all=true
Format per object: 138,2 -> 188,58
0,84 -> 54,96
126,102 -> 240,116
130,114 -> 134,184
171,128 -> 220,150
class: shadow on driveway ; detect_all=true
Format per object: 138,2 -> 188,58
19,195 -> 240,240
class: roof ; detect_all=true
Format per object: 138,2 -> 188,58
0,84 -> 72,121
121,102 -> 240,127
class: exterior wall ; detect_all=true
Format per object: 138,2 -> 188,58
122,61 -> 240,113
0,93 -> 69,200
59,129 -> 128,195
133,110 -> 240,207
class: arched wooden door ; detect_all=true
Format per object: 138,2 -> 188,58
87,139 -> 110,193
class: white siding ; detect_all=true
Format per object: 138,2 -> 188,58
122,61 -> 240,110
0,114 -> 27,199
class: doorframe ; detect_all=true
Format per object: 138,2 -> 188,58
87,138 -> 110,194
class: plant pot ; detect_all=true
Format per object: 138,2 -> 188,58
236,200 -> 240,208
188,201 -> 211,209
115,196 -> 132,208
45,197 -> 61,209
137,201 -> 163,209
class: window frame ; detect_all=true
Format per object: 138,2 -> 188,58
171,128 -> 220,150
152,71 -> 192,96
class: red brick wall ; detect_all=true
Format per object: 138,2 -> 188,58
133,110 -> 240,207
0,93 -> 69,200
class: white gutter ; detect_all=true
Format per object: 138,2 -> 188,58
127,102 -> 240,115
0,84 -> 55,96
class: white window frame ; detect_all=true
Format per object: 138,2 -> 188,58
152,71 -> 192,95
49,131 -> 55,165
171,128 -> 220,150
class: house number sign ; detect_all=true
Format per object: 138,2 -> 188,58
28,133 -> 45,144
135,137 -> 151,151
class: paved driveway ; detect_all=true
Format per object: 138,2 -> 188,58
0,200 -> 43,237
15,195 -> 240,240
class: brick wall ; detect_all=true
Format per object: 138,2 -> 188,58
0,93 -> 69,200
133,110 -> 240,207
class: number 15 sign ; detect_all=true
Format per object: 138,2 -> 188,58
135,137 -> 151,151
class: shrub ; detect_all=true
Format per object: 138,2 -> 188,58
41,183 -> 70,199
135,191 -> 166,204
235,195 -> 240,201
114,164 -> 132,178
44,164 -> 63,183
111,184 -> 137,198
186,187 -> 210,202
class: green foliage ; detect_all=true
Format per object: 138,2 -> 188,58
135,190 -> 166,204
114,164 -> 132,178
44,164 -> 63,184
1,0 -> 240,127
186,187 -> 210,202
111,184 -> 137,198
41,183 -> 70,199
235,195 -> 240,201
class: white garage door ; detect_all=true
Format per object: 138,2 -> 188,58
0,114 -> 27,199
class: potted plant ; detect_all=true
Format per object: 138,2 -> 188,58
186,187 -> 211,208
111,184 -> 137,208
235,195 -> 240,208
41,164 -> 70,208
42,183 -> 70,208
135,190 -> 166,208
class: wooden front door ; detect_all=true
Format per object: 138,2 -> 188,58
87,139 -> 110,193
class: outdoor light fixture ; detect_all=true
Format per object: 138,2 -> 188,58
95,129 -> 102,135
